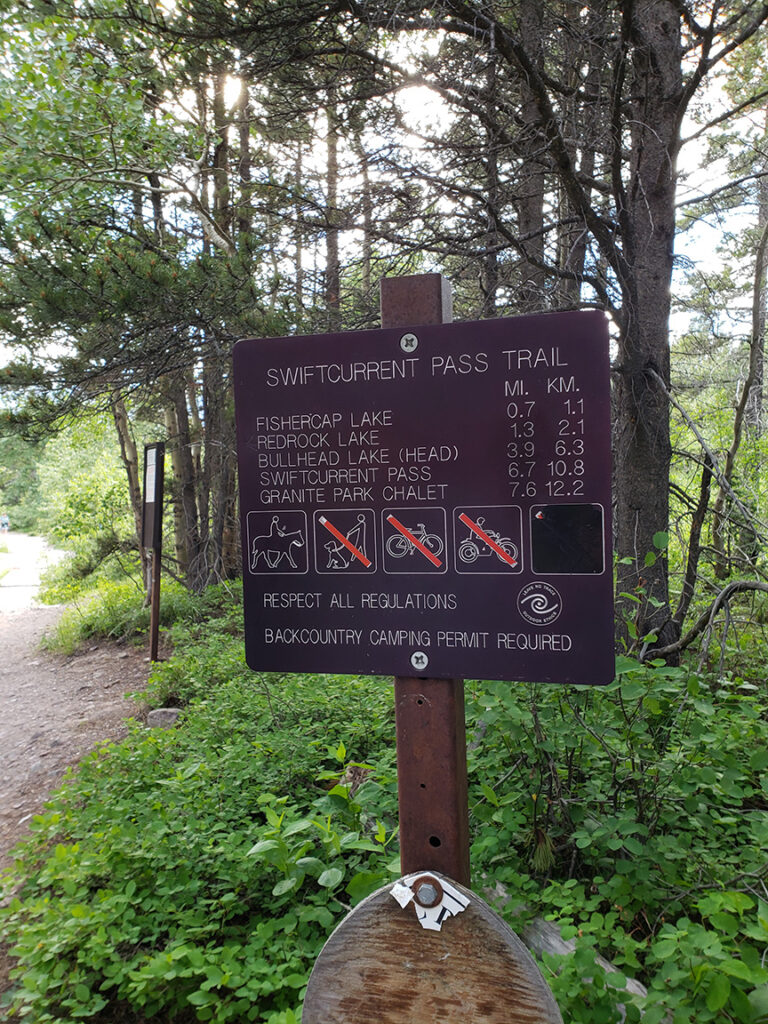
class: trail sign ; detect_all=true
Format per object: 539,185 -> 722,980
141,442 -> 164,552
234,310 -> 614,684
142,442 -> 165,663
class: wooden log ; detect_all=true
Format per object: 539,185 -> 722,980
302,874 -> 563,1024
484,882 -> 657,1023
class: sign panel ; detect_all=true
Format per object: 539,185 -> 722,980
234,311 -> 614,684
142,442 -> 165,552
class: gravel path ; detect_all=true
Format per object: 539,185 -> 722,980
0,534 -> 149,872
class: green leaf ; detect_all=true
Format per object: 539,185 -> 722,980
652,531 -> 669,550
750,983 -> 768,1017
480,783 -> 499,807
282,818 -> 313,837
272,877 -> 298,896
719,957 -> 755,982
296,857 -> 325,875
729,985 -> 754,1022
187,990 -> 217,1007
707,973 -> 731,1012
615,655 -> 641,675
346,870 -> 386,904
247,839 -> 281,857
318,867 -> 344,888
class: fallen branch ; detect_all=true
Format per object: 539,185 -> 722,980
647,580 -> 768,661
483,881 -> 669,1023
647,368 -> 767,548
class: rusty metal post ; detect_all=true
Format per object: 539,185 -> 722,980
149,548 -> 162,662
380,273 -> 471,888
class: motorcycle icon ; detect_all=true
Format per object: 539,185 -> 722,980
386,522 -> 444,559
458,516 -> 518,565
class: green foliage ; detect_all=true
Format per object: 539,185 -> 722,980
470,657 -> 768,1022
4,575 -> 768,1023
1,588 -> 397,1022
42,578 -> 241,656
0,432 -> 44,530
34,415 -> 132,545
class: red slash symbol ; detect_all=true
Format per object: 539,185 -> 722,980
386,515 -> 443,567
319,516 -> 372,567
458,513 -> 518,566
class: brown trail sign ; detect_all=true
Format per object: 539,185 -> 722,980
233,291 -> 614,685
233,273 -> 613,1022
142,442 -> 165,663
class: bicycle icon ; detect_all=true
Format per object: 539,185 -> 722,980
382,508 -> 447,574
457,515 -> 518,565
386,522 -> 444,560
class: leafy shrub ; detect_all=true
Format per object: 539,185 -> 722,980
468,657 -> 768,1022
1,667 -> 397,1022
5,580 -> 768,1023
41,578 -> 242,656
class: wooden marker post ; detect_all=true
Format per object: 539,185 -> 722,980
142,442 -> 165,663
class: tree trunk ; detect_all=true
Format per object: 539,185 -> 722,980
171,382 -> 204,591
164,403 -> 189,580
357,137 -> 374,307
295,140 -> 305,310
325,85 -> 342,331
481,22 -> 500,318
111,396 -> 150,590
212,71 -> 232,240
237,80 -> 253,240
613,1 -> 681,650
516,0 -> 546,313
555,3 -> 605,307
745,149 -> 767,436
712,217 -> 768,576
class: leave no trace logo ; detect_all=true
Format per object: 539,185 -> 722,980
517,582 -> 563,625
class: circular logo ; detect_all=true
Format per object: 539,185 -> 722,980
517,582 -> 563,625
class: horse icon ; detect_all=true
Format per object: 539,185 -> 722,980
251,516 -> 305,570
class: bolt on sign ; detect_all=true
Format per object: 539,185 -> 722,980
234,310 -> 614,684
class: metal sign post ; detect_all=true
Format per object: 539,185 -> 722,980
233,273 -> 614,1022
142,442 -> 165,663
380,274 -> 470,887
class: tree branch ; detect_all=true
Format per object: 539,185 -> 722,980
649,580 -> 768,660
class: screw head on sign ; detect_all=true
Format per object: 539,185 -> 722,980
410,650 -> 429,671
400,332 -> 418,353
412,875 -> 443,908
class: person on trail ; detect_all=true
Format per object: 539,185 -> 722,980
0,512 -> 9,533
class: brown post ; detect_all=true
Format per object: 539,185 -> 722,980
149,549 -> 162,662
380,273 -> 471,887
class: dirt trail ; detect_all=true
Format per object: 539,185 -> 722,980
0,534 -> 149,872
